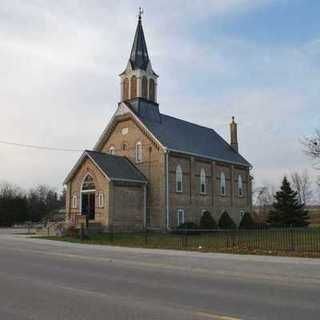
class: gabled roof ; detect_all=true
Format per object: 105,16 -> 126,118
64,150 -> 147,184
126,99 -> 251,167
129,16 -> 149,70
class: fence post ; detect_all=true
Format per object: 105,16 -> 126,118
109,225 -> 114,243
184,231 -> 188,248
290,227 -> 295,251
144,229 -> 148,246
80,223 -> 85,241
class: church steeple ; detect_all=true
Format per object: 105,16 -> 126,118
129,10 -> 149,71
120,9 -> 158,104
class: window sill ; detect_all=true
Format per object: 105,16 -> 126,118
200,192 -> 208,196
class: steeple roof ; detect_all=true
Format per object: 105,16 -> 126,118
129,15 -> 150,70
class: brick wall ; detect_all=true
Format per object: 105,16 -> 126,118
110,181 -> 145,232
66,157 -> 109,225
99,116 -> 166,229
168,153 -> 251,227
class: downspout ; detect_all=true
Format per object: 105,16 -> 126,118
165,150 -> 171,231
66,183 -> 71,222
144,183 -> 147,229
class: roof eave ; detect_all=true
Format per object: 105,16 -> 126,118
166,148 -> 252,168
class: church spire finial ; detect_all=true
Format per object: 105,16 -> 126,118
138,7 -> 144,21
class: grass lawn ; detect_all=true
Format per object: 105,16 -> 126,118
42,229 -> 320,258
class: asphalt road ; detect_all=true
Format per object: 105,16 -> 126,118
0,229 -> 319,320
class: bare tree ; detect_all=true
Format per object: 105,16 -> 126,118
304,130 -> 320,168
290,170 -> 312,206
253,185 -> 274,221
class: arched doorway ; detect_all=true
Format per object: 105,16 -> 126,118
81,174 -> 96,220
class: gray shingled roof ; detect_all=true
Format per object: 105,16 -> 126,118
86,150 -> 147,183
127,100 -> 251,167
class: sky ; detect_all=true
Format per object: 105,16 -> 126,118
0,0 -> 319,195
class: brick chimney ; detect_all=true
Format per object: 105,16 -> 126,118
230,116 -> 238,152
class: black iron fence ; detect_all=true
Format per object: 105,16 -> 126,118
103,228 -> 320,256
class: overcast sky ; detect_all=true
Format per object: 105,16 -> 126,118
0,0 -> 319,193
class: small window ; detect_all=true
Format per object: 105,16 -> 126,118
176,165 -> 183,193
200,168 -> 206,194
136,141 -> 143,163
109,146 -> 116,155
177,209 -> 185,226
220,172 -> 226,195
98,192 -> 104,208
71,194 -> 77,209
238,175 -> 243,197
122,143 -> 128,151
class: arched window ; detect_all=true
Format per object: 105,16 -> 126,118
220,172 -> 226,195
82,175 -> 95,191
238,175 -> 243,197
135,141 -> 143,163
72,194 -> 78,209
142,76 -> 148,98
176,165 -> 183,192
200,168 -> 206,194
177,209 -> 185,226
98,192 -> 104,208
81,175 -> 96,220
122,143 -> 128,151
109,146 -> 115,155
130,75 -> 137,98
123,78 -> 129,100
149,79 -> 155,101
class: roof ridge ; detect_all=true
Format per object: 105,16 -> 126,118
160,113 -> 217,132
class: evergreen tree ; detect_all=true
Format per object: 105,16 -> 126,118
218,211 -> 236,229
268,176 -> 309,227
200,211 -> 217,229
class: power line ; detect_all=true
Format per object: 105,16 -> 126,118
0,140 -> 155,154
0,140 -> 83,152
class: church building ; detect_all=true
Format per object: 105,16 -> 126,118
64,14 -> 252,232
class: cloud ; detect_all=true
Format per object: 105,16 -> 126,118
0,0 -> 318,192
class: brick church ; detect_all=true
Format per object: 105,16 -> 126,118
64,14 -> 252,232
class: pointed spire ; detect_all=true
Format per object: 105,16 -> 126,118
129,8 -> 150,70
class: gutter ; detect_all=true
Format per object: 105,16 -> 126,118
166,147 -> 252,168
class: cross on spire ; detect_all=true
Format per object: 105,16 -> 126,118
138,7 -> 144,21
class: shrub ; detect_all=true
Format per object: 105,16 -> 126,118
239,212 -> 256,229
218,211 -> 236,229
177,222 -> 198,230
200,211 -> 217,229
